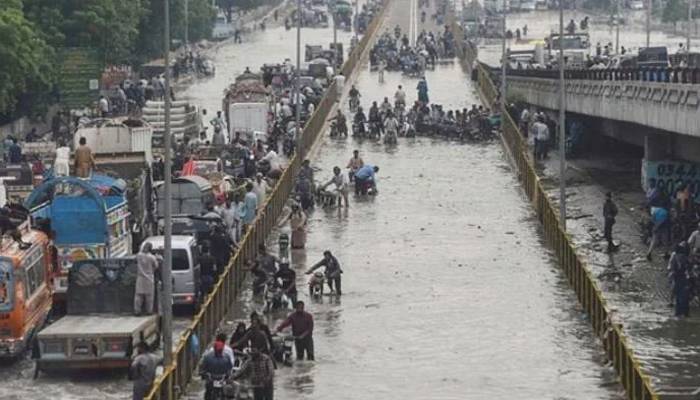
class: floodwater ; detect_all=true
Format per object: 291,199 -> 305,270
184,0 -> 623,399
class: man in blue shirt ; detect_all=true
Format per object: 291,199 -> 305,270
241,183 -> 258,232
354,164 -> 379,195
647,206 -> 670,261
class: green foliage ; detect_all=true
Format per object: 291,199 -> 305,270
662,0 -> 688,24
0,0 -> 54,114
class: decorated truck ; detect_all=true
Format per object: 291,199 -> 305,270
25,175 -> 132,302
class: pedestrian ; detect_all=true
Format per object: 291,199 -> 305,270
378,59 -> 385,83
276,301 -> 314,361
200,244 -> 217,296
603,192 -> 618,252
219,197 -> 239,244
54,139 -> 71,177
275,261 -> 298,305
307,250 -> 343,295
519,107 -> 530,137
279,203 -> 307,248
201,333 -> 235,365
129,342 -> 160,400
687,222 -> 700,261
231,314 -> 273,354
135,242 -> 160,315
8,137 -> 22,164
99,95 -> 110,118
232,348 -> 275,400
667,242 -> 691,316
252,173 -> 269,209
647,206 -> 670,261
74,137 -> 96,178
530,116 -> 548,160
241,182 -> 258,232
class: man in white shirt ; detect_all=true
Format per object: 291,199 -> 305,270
252,173 -> 270,209
519,107 -> 530,136
99,96 -> 110,118
262,147 -> 282,173
394,85 -> 406,108
531,116 -> 549,160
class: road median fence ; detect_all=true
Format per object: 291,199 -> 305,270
449,13 -> 659,400
144,1 -> 390,398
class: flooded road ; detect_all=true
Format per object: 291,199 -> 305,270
185,0 -> 623,399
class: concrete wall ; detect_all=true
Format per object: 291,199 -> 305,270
506,76 -> 700,139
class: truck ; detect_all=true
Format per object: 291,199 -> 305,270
34,258 -> 160,373
222,72 -> 270,144
74,118 -> 153,179
142,100 -> 203,153
25,175 -> 132,302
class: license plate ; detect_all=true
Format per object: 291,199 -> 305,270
73,346 -> 89,355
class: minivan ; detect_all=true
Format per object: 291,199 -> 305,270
141,235 -> 201,312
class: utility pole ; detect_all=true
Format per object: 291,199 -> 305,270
333,12 -> 339,72
558,0 -> 567,229
688,0 -> 693,51
646,0 -> 651,47
615,0 -> 620,55
162,0 -> 174,365
500,0 -> 507,111
295,0 -> 303,159
355,0 -> 360,37
185,0 -> 189,48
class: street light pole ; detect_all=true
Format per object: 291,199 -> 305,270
615,0 -> 620,54
355,0 -> 360,37
333,12 -> 338,71
185,0 -> 189,48
295,0 -> 303,159
500,0 -> 507,111
558,0 -> 567,229
162,0 -> 174,365
646,0 -> 651,47
688,0 -> 692,51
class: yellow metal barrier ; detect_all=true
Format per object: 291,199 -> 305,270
144,2 -> 390,398
458,46 -> 659,400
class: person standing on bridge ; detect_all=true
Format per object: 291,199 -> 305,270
603,192 -> 619,252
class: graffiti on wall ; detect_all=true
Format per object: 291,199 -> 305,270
643,159 -> 700,201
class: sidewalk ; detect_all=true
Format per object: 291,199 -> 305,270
532,144 -> 700,397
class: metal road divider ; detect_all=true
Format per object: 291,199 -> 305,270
449,13 -> 659,400
144,2 -> 390,399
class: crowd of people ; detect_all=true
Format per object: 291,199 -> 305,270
370,26 -> 456,77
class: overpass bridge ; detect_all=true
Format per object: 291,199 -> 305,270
489,65 -> 700,175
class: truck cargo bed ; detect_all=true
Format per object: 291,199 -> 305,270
38,315 -> 158,339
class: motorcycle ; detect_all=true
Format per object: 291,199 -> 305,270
384,130 -> 398,145
264,278 -> 289,313
354,178 -> 376,196
369,120 -> 382,139
202,373 -> 232,400
329,120 -> 347,138
309,271 -> 325,299
352,121 -> 365,137
349,96 -> 360,113
271,334 -> 295,366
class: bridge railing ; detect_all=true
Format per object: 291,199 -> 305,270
143,1 -> 390,399
471,59 -> 660,400
497,64 -> 700,84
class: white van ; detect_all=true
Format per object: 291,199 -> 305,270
141,235 -> 201,311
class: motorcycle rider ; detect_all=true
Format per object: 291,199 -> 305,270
306,250 -> 343,295
384,111 -> 399,143
274,261 -> 298,305
349,85 -> 361,110
354,164 -> 379,195
231,348 -> 275,400
368,101 -> 382,136
346,150 -> 364,182
328,109 -> 348,137
353,106 -> 367,136
199,341 -> 233,400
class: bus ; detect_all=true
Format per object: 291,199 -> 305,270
25,175 -> 131,302
0,216 -> 53,358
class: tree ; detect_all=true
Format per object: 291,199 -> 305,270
662,0 -> 688,30
0,0 -> 54,115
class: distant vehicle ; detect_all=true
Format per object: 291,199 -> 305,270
141,235 -> 201,311
535,0 -> 549,10
141,100 -> 203,153
519,0 -> 537,11
545,32 -> 590,69
154,175 -> 214,217
0,163 -> 37,204
34,258 -> 160,373
670,52 -> 700,68
484,0 -> 510,13
222,72 -> 270,144
629,0 -> 645,9
0,218 -> 52,359
212,13 -> 236,40
638,46 -> 669,68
